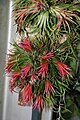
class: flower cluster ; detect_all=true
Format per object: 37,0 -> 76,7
5,37 -> 71,112
5,0 -> 80,117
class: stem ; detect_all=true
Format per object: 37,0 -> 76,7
67,37 -> 76,58
31,108 -> 42,120
57,104 -> 61,120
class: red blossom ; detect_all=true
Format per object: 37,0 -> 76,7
41,52 -> 53,60
56,61 -> 71,80
44,80 -> 55,95
21,64 -> 31,80
9,79 -> 16,92
4,63 -> 13,73
22,84 -> 33,104
11,71 -> 20,81
19,38 -> 32,52
9,71 -> 20,92
33,96 -> 44,112
38,62 -> 48,78
30,74 -> 40,81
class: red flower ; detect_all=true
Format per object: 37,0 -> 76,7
9,79 -> 16,92
30,74 -> 40,82
21,64 -> 31,79
38,62 -> 48,78
9,71 -> 20,92
19,38 -> 32,52
41,52 -> 53,60
4,63 -> 13,73
33,96 -> 44,112
22,84 -> 32,104
44,80 -> 55,95
11,71 -> 20,81
56,61 -> 71,80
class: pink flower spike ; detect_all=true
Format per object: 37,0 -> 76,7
19,38 -> 32,52
56,61 -> 71,80
33,96 -> 44,112
22,84 -> 33,104
41,52 -> 53,60
38,62 -> 48,78
44,80 -> 55,95
21,64 -> 31,80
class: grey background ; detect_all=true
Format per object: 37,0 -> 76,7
0,0 -> 9,119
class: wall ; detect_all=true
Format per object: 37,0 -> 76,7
0,0 -> 9,119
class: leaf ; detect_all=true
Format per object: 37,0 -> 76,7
70,57 -> 77,72
57,80 -> 70,90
